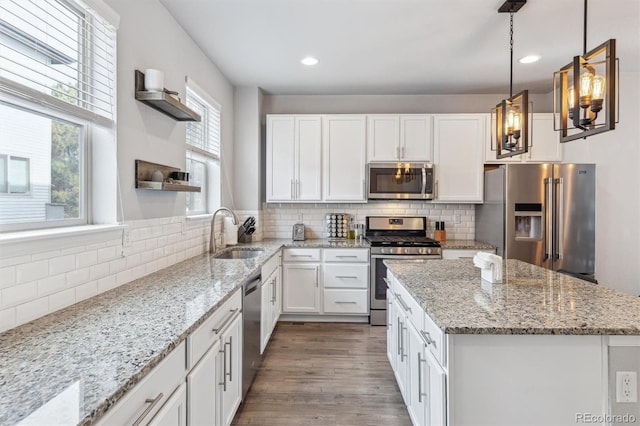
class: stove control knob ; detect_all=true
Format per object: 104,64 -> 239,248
404,248 -> 408,254
380,248 -> 385,254
418,248 -> 424,254
427,248 -> 432,255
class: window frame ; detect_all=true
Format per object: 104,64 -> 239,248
0,95 -> 89,232
185,79 -> 221,217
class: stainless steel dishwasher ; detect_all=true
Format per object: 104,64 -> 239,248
242,272 -> 261,398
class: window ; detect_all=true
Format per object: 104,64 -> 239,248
0,0 -> 117,231
185,80 -> 221,216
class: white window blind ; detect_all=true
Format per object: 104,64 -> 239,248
186,87 -> 221,159
0,0 -> 117,126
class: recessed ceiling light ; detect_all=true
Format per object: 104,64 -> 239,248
519,55 -> 541,64
301,56 -> 319,66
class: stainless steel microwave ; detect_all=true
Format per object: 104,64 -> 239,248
367,162 -> 434,200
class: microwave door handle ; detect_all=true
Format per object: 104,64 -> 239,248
421,167 -> 427,195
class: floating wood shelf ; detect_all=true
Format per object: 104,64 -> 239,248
134,70 -> 201,122
135,160 -> 201,193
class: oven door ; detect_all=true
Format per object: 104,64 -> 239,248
370,254 -> 434,310
368,163 -> 434,200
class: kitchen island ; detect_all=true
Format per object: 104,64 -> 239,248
385,259 -> 640,425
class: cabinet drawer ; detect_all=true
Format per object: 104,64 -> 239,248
393,278 -> 423,332
188,289 -> 241,368
442,248 -> 495,259
283,248 -> 321,262
323,264 -> 368,289
422,311 -> 445,367
97,341 -> 186,426
323,289 -> 368,314
323,248 -> 369,263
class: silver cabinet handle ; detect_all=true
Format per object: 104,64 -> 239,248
397,318 -> 401,356
228,336 -> 233,382
291,254 -> 312,257
271,278 -> 276,304
335,275 -> 358,279
336,255 -> 358,258
212,308 -> 239,334
296,179 -> 300,200
394,293 -> 412,313
219,343 -> 228,391
315,267 -> 319,287
420,329 -> 436,348
435,180 -> 439,199
400,322 -> 407,360
291,179 -> 295,200
132,392 -> 164,426
417,352 -> 427,403
335,301 -> 357,304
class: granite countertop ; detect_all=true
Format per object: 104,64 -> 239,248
0,239 -> 369,426
439,239 -> 495,250
386,258 -> 640,335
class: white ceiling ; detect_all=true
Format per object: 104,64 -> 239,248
160,0 -> 640,95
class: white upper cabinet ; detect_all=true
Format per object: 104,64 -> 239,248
485,113 -> 561,163
433,114 -> 486,203
323,115 -> 367,202
368,114 -> 432,162
266,115 -> 322,202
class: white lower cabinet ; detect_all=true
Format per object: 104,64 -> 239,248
149,382 -> 187,426
96,341 -> 187,426
187,289 -> 243,426
282,248 -> 369,317
387,272 -> 447,426
261,252 -> 282,353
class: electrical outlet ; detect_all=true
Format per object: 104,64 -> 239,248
616,371 -> 638,403
122,228 -> 131,248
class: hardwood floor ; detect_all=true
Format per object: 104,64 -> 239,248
232,322 -> 411,426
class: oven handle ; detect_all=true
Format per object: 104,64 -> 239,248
372,254 -> 442,261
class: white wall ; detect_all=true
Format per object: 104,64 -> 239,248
233,87 -> 263,211
562,72 -> 640,295
107,0 -> 234,221
262,93 -> 553,115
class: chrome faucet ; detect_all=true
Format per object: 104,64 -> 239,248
210,207 -> 240,254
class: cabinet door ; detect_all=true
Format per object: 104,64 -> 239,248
425,348 -> 447,426
407,323 -> 427,426
218,314 -> 242,426
433,114 -> 485,203
368,115 -> 400,162
148,383 -> 187,426
260,277 -> 273,354
266,115 -> 296,201
296,116 -> 322,201
386,290 -> 397,370
187,340 -> 219,426
400,115 -> 432,161
282,264 -> 320,313
527,113 -> 561,162
322,115 -> 367,202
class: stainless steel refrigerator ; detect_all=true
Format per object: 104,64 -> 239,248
476,164 -> 596,279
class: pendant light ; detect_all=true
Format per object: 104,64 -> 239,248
491,0 -> 532,159
553,0 -> 618,142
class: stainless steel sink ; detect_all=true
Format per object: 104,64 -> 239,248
213,249 -> 264,259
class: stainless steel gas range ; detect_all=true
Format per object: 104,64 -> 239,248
366,216 -> 442,326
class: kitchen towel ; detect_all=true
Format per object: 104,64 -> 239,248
473,252 -> 503,283
224,217 -> 238,245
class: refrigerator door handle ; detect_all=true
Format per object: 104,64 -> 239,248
544,177 -> 553,261
556,177 -> 564,260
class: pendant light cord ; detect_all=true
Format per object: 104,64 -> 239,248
509,11 -> 514,98
583,0 -> 588,55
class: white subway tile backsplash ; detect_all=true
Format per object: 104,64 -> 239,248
16,298 -> 49,325
89,263 -> 110,281
97,246 -> 117,263
109,257 -> 127,275
49,255 -> 76,276
37,274 -> 66,297
75,281 -> 98,302
0,308 -> 16,331
0,266 -> 16,289
0,254 -> 31,269
48,289 -> 75,313
97,276 -> 116,293
16,260 -> 49,284
66,268 -> 91,287
3,282 -> 37,308
31,249 -> 62,261
76,250 -> 98,268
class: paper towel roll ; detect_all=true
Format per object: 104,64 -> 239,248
224,217 -> 238,245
